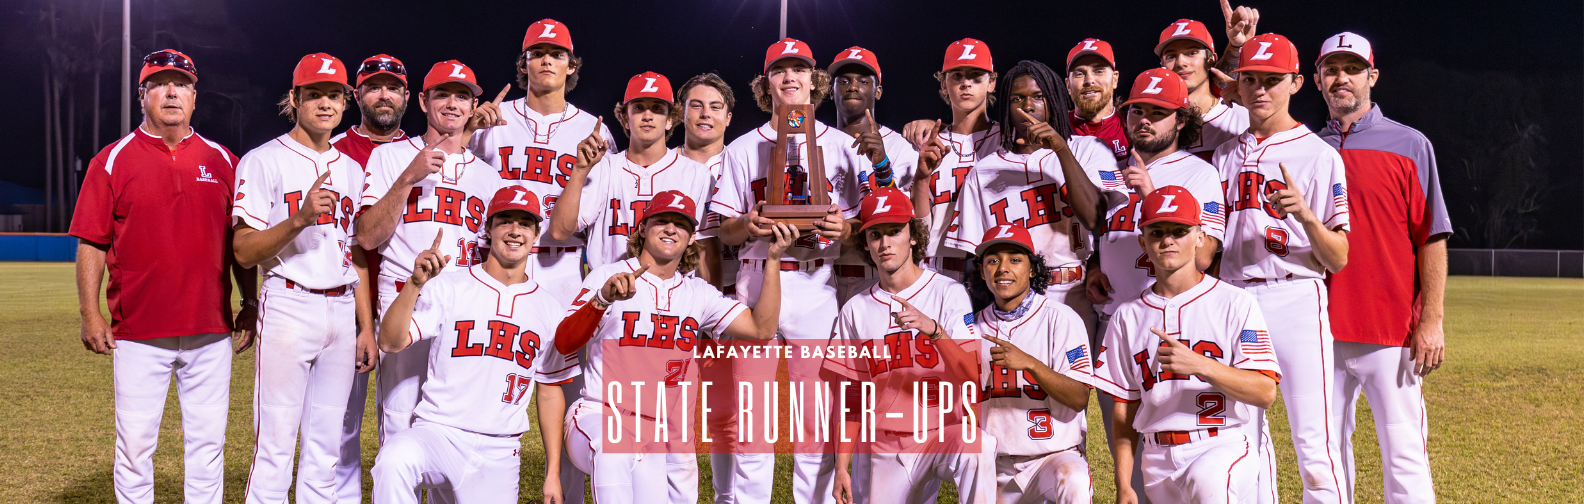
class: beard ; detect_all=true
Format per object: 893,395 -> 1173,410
360,99 -> 406,131
1129,126 -> 1178,156
1326,87 -> 1368,116
1074,86 -> 1113,119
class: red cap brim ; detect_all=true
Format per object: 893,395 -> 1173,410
858,214 -> 912,233
974,237 -> 1033,257
1121,96 -> 1183,110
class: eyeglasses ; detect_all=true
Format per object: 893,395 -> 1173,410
144,50 -> 197,77
358,59 -> 406,77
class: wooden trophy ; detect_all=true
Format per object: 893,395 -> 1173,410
758,104 -> 830,232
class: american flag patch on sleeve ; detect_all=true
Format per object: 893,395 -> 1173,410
1331,183 -> 1348,212
1065,346 -> 1091,372
1201,201 -> 1225,227
1099,170 -> 1125,189
1239,329 -> 1273,354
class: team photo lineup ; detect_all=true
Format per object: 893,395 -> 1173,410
71,0 -> 1459,503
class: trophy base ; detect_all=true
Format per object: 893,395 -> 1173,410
757,205 -> 829,232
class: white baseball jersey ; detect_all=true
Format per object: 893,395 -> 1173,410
1094,275 -> 1282,433
976,292 -> 1093,456
919,123 -> 1002,260
1095,150 -> 1227,315
567,258 -> 748,404
696,153 -> 743,286
1213,125 -> 1350,282
575,148 -> 712,271
361,138 -> 503,282
710,120 -> 866,261
470,100 -> 617,250
947,136 -> 1114,268
1188,102 -> 1249,160
232,134 -> 365,289
821,270 -> 976,433
404,265 -> 579,436
836,125 -> 919,269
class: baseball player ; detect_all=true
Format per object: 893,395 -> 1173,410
1315,32 -> 1447,504
678,73 -> 739,292
1214,33 -> 1353,504
330,52 -> 409,503
1097,186 -> 1281,504
71,49 -> 255,504
968,224 -> 1094,504
829,46 -> 919,304
947,59 -> 1116,334
357,60 -> 505,444
230,53 -> 367,504
903,38 -> 1004,283
554,191 -> 794,504
1154,1 -> 1262,159
827,187 -> 992,504
1066,38 -> 1130,159
710,37 -> 867,504
548,71 -> 712,272
370,186 -> 578,504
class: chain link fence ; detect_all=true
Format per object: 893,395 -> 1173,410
1448,249 -> 1584,278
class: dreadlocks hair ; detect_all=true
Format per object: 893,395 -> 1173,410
750,69 -> 832,114
858,218 -> 931,269
623,218 -> 704,274
998,60 -> 1075,152
966,248 -> 1054,307
613,98 -> 684,141
676,73 -> 737,111
516,49 -> 583,92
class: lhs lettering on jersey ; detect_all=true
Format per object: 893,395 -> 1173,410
1131,339 -> 1225,391
607,199 -> 653,237
284,189 -> 356,233
448,320 -> 543,370
929,166 -> 974,205
616,311 -> 700,352
1230,170 -> 1288,219
983,364 -> 1048,400
402,187 -> 488,232
495,146 -> 577,187
864,331 -> 942,376
1105,193 -> 1145,233
986,183 -> 1073,229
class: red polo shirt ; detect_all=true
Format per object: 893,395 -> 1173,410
332,125 -> 407,306
1070,110 -> 1130,160
69,127 -> 240,340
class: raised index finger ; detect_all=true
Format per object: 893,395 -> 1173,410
311,170 -> 332,192
1151,327 -> 1183,346
590,116 -> 604,138
866,109 -> 878,134
430,229 -> 444,252
1012,107 -> 1040,125
493,84 -> 510,106
632,264 -> 651,278
1220,0 -> 1234,21
1279,163 -> 1296,189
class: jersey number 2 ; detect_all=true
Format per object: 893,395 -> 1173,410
1196,392 -> 1226,426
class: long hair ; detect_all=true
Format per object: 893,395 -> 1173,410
998,60 -> 1074,152
624,222 -> 703,274
858,218 -> 930,269
276,87 -> 349,124
967,249 -> 1054,313
750,69 -> 832,114
1124,104 -> 1206,155
516,52 -> 583,92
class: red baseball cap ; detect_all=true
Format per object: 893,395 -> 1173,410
1066,38 -> 1116,72
1122,68 -> 1190,110
829,46 -> 882,83
942,38 -> 993,73
139,49 -> 198,84
486,185 -> 544,222
974,224 -> 1035,256
1155,19 -> 1215,56
292,53 -> 352,91
1140,186 -> 1202,227
1235,33 -> 1300,74
858,187 -> 914,232
1316,32 -> 1375,68
523,19 -> 574,52
624,71 -> 674,104
355,54 -> 406,87
640,190 -> 699,227
422,60 -> 483,96
764,38 -> 816,73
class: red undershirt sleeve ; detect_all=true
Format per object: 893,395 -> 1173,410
555,301 -> 607,356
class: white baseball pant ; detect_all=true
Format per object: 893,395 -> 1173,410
1095,312 -> 1150,504
376,277 -> 430,442
112,332 -> 233,504
565,398 -> 668,504
863,429 -> 996,504
1333,341 -> 1434,504
1237,278 -> 1349,504
1141,430 -> 1257,504
531,248 -> 590,504
335,371 -> 371,503
994,449 -> 1090,504
245,280 -> 357,504
371,419 -> 522,504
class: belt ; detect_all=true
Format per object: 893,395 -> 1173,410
1048,265 -> 1084,285
935,256 -> 968,273
1150,427 -> 1218,446
743,258 -> 826,273
284,279 -> 350,296
835,265 -> 871,278
532,246 -> 578,254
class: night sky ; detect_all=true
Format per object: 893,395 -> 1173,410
4,0 -> 1581,248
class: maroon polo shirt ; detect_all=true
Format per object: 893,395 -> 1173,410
332,124 -> 407,307
69,127 -> 240,340
1070,110 -> 1130,160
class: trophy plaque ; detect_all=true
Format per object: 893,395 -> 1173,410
758,104 -> 830,231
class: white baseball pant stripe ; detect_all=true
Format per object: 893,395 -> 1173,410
1243,409 -> 1279,504
371,420 -> 521,504
1141,431 -> 1257,504
245,281 -> 357,504
376,277 -> 431,443
112,332 -> 233,504
564,399 -> 668,504
994,449 -> 1090,504
1239,278 -> 1349,504
1333,341 -> 1434,504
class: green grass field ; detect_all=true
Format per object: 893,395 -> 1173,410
0,262 -> 1578,503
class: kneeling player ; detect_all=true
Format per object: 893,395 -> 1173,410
969,224 -> 1093,504
552,191 -> 793,504
370,186 -> 578,504
1095,186 -> 1281,504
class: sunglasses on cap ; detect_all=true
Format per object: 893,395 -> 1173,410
358,59 -> 406,77
144,50 -> 197,77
